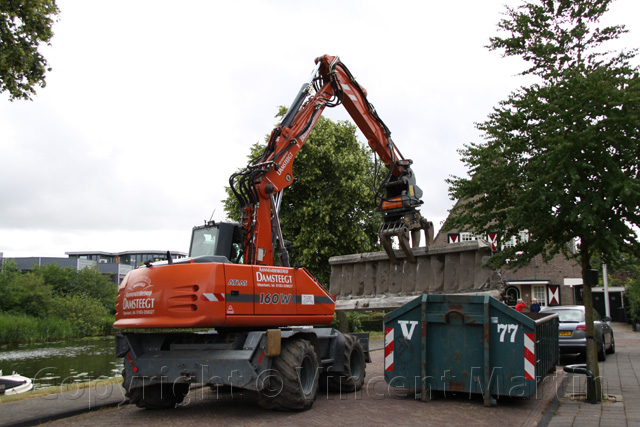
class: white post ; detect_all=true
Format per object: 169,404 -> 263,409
603,263 -> 611,319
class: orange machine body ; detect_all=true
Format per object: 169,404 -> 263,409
114,260 -> 335,329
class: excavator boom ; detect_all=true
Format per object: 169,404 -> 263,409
230,55 -> 432,265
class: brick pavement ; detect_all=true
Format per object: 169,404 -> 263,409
1,322 -> 638,426
546,322 -> 640,427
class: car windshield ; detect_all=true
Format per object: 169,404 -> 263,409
549,309 -> 584,323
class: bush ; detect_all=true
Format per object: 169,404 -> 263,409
360,312 -> 384,332
35,316 -> 75,340
101,314 -> 116,335
330,311 -> 364,333
49,294 -> 111,337
0,271 -> 53,317
627,279 -> 640,324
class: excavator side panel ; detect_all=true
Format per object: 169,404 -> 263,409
252,265 -> 297,315
114,262 -> 226,329
115,262 -> 335,329
224,263 -> 255,315
295,268 -> 336,316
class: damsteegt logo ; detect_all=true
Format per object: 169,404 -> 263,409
123,276 -> 155,315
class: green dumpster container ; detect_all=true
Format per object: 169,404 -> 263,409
383,294 -> 559,406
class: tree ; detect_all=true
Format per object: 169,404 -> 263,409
0,0 -> 60,100
33,263 -> 117,311
224,108 -> 384,285
12,272 -> 53,317
73,265 -> 117,312
0,263 -> 54,318
0,258 -> 20,300
32,262 -> 75,295
49,293 -> 110,336
446,0 -> 640,401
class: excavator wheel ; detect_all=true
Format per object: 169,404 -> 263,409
123,368 -> 189,410
126,383 -> 189,409
321,334 -> 366,393
257,338 -> 319,411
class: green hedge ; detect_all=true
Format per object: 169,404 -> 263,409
330,311 -> 385,333
360,312 -> 384,332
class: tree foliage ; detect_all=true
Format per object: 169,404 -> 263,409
627,274 -> 640,324
447,0 -> 640,268
224,108 -> 384,285
600,251 -> 640,323
446,0 -> 640,401
32,263 -> 117,311
0,270 -> 52,317
488,0 -> 635,80
0,260 -> 115,342
0,0 -> 59,100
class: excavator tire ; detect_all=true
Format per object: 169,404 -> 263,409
123,369 -> 189,410
127,383 -> 189,409
322,334 -> 366,393
257,338 -> 319,411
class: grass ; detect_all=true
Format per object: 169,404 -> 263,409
368,330 -> 384,341
0,313 -> 114,345
0,377 -> 123,404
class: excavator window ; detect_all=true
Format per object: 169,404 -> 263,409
189,222 -> 244,264
229,243 -> 243,264
190,227 -> 218,258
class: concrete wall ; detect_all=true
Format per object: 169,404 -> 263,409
329,241 -> 505,309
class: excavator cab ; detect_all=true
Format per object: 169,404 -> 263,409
189,221 -> 244,263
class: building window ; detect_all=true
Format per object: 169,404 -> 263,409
533,285 -> 547,306
502,235 -> 517,249
460,232 -> 479,242
502,230 -> 529,250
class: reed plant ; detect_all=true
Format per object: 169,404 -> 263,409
0,313 -> 115,344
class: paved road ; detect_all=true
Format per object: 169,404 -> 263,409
547,322 -> 640,427
4,323 -> 637,427
34,343 -> 561,427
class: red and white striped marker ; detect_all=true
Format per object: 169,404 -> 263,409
200,293 -> 225,302
385,327 -> 394,371
524,332 -> 535,380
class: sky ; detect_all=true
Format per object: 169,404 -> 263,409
1,0 -> 639,258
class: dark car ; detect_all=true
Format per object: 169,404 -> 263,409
540,305 -> 615,361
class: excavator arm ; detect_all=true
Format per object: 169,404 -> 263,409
229,55 -> 433,267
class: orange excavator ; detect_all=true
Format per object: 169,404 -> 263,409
114,55 -> 431,411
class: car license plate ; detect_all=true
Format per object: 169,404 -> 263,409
559,331 -> 572,336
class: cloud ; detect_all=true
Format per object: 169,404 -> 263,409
1,0 -> 639,257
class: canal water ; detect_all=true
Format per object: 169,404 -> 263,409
0,336 -> 123,389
